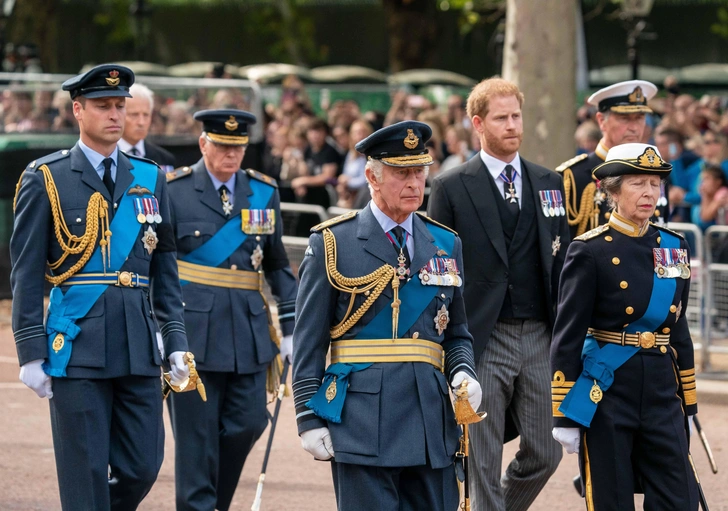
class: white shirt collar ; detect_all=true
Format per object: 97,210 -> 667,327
206,168 -> 236,198
479,149 -> 521,181
369,200 -> 414,238
78,139 -> 118,174
118,138 -> 145,157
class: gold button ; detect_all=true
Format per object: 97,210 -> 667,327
639,332 -> 656,349
194,230 -> 200,237
612,257 -> 620,265
655,210 -> 661,217
620,281 -> 628,289
670,305 -> 677,313
657,237 -> 661,243
605,236 -> 613,242
364,290 -> 370,296
662,327 -> 670,334
660,346 -> 667,354
605,212 -> 611,219
623,324 -> 629,328
626,306 -> 634,315
230,264 -> 238,270
117,271 -> 133,287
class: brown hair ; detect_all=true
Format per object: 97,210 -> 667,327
466,77 -> 524,120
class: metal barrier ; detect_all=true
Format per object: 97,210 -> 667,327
279,202 -> 328,237
327,206 -> 358,218
281,235 -> 311,278
703,225 -> 728,372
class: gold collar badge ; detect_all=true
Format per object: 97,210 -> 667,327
628,86 -> 644,104
637,147 -> 665,168
225,116 -> 239,132
106,69 -> 120,86
404,129 -> 419,149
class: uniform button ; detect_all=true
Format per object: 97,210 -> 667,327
194,230 -> 200,237
605,236 -> 613,242
113,202 -> 118,209
662,327 -> 671,334
440,293 -> 446,299
76,217 -> 82,223
670,305 -> 677,313
659,346 -> 667,354
182,302 -> 186,307
262,305 -> 267,310
61,150 -> 69,155
626,306 -> 634,315
605,212 -> 611,220
230,264 -> 238,270
612,257 -> 620,265
508,284 -> 514,290
623,323 -> 629,328
654,210 -> 660,217
256,236 -> 261,241
364,290 -> 370,296
620,281 -> 628,289
657,237 -> 661,243
412,332 -> 419,339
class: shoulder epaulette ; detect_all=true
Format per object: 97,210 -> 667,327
166,166 -> 192,183
574,223 -> 609,241
651,223 -> 685,240
311,211 -> 357,233
555,153 -> 588,173
246,168 -> 278,188
27,149 -> 70,170
125,152 -> 159,167
415,211 -> 458,235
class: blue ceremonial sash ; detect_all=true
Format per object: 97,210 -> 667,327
178,178 -> 273,285
307,221 -> 456,423
558,230 -> 680,427
43,160 -> 158,377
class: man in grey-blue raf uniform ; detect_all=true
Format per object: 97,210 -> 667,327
166,109 -> 297,511
11,63 -> 190,510
292,120 -> 482,511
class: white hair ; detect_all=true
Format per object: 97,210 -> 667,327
365,158 -> 429,195
129,83 -> 154,110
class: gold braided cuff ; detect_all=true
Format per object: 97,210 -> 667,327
551,371 -> 575,417
680,368 -> 697,406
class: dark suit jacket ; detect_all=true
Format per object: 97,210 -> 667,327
428,154 -> 570,362
143,140 -> 176,169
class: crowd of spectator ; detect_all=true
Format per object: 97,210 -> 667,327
2,73 -> 728,236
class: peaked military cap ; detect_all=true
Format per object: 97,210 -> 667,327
593,143 -> 672,179
355,120 -> 433,167
194,109 -> 257,146
588,80 -> 657,114
62,64 -> 135,100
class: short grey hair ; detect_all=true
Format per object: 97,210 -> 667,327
364,158 -> 429,195
129,83 -> 154,110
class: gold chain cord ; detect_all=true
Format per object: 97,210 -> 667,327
563,168 -> 596,236
15,164 -> 112,286
323,228 -> 398,339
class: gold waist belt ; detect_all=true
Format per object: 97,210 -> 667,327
177,260 -> 262,290
589,328 -> 670,349
330,338 -> 444,371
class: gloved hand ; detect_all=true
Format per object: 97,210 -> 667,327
19,359 -> 53,399
168,351 -> 191,386
451,371 -> 482,412
300,427 -> 334,460
280,334 -> 293,364
688,415 -> 694,437
552,427 -> 580,454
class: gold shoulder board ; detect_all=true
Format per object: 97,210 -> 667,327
247,169 -> 278,188
311,211 -> 357,233
167,166 -> 192,182
574,224 -> 609,241
555,153 -> 588,173
415,212 -> 458,235
651,223 -> 685,240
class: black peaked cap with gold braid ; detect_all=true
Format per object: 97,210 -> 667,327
194,109 -> 256,146
593,143 -> 672,180
62,64 -> 134,100
355,120 -> 434,167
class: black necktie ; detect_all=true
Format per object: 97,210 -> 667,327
130,147 -> 140,156
102,157 -> 114,196
391,226 -> 411,269
502,164 -> 519,214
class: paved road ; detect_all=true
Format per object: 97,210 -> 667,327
0,314 -> 726,510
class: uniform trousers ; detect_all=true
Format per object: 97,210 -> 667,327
49,375 -> 164,511
582,351 -> 699,511
330,460 -> 459,511
168,370 -> 268,511
470,319 -> 562,511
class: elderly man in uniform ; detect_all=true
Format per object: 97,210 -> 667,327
292,120 -> 481,511
11,64 -> 190,510
557,80 -> 668,239
166,109 -> 297,511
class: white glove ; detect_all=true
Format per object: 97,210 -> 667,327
552,427 -> 580,454
300,427 -> 334,460
280,335 -> 293,364
688,415 -> 694,437
451,371 -> 482,412
168,351 -> 190,386
19,359 -> 53,399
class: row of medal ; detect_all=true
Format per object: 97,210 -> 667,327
419,256 -> 462,287
653,248 -> 690,279
241,209 -> 276,235
539,190 -> 566,217
133,197 -> 162,224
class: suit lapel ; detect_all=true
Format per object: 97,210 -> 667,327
113,152 -> 134,204
460,156 -> 508,266
522,157 -> 555,275
70,143 -> 111,201
358,205 -> 399,268
192,159 -> 227,218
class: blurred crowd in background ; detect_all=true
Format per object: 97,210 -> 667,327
2,73 -> 728,234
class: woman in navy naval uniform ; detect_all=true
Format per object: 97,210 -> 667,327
550,143 -> 700,510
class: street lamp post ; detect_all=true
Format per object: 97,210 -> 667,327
621,0 -> 656,80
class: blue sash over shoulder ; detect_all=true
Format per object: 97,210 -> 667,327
558,230 -> 680,427
306,222 -> 456,423
43,160 -> 158,377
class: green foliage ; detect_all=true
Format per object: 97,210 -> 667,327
436,0 -> 505,36
711,6 -> 728,38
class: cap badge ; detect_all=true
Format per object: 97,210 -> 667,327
106,70 -> 120,86
637,147 -> 665,168
628,86 -> 644,104
403,129 -> 419,149
225,116 -> 239,131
